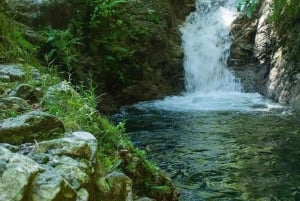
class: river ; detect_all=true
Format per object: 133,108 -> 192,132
113,0 -> 300,200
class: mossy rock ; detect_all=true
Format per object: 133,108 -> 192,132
0,111 -> 65,144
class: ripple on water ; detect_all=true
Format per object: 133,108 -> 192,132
113,107 -> 300,201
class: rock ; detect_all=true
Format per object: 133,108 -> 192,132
0,111 -> 65,144
30,170 -> 77,201
96,172 -> 133,201
0,97 -> 31,119
0,64 -> 25,82
229,0 -> 300,109
37,132 -> 96,161
254,0 -> 273,64
0,147 -> 41,201
8,84 -> 43,103
43,81 -> 80,105
0,131 -> 99,201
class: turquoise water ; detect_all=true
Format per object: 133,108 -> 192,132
114,106 -> 300,200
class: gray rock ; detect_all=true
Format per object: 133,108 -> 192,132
8,84 -> 43,103
0,147 -> 41,201
30,170 -> 77,201
0,111 -> 64,144
37,137 -> 93,160
0,64 -> 25,82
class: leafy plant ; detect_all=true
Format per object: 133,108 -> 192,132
40,28 -> 81,70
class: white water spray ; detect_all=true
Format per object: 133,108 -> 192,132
134,0 -> 282,112
181,0 -> 241,93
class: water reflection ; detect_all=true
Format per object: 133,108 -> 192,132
113,108 -> 300,200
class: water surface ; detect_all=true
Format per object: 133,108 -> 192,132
114,105 -> 300,200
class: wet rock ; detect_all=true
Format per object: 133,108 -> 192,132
0,147 -> 41,201
96,172 -> 133,201
0,64 -> 25,82
0,111 -> 64,144
30,170 -> 77,201
8,84 -> 43,103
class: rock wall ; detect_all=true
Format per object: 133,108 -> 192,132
228,0 -> 300,110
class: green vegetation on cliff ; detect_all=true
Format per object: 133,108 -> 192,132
36,0 -> 184,110
271,0 -> 300,61
0,7 -> 178,200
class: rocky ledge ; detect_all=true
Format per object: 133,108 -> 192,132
0,64 -> 178,201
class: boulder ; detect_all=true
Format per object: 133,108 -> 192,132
0,147 -> 41,201
8,84 -> 43,103
0,130 -> 99,200
35,136 -> 92,160
0,64 -> 25,82
33,132 -> 97,190
0,111 -> 65,144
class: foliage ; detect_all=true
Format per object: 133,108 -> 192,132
0,13 -> 36,62
237,0 -> 258,18
67,0 -> 168,88
271,0 -> 300,61
271,0 -> 300,27
40,28 -> 81,70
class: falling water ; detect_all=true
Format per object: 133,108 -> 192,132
133,0 -> 281,112
181,0 -> 241,93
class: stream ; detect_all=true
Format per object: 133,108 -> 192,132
114,0 -> 300,200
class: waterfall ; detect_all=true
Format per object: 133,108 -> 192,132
180,0 -> 242,93
133,0 -> 281,112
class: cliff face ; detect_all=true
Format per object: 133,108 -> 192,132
228,0 -> 300,110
